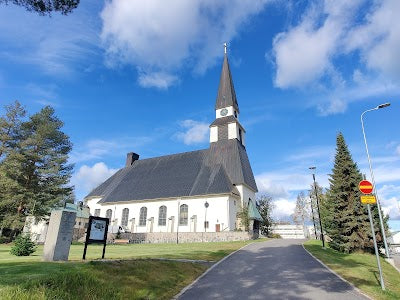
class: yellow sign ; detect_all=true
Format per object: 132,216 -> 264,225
361,195 -> 376,204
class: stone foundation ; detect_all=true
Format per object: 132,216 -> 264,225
107,231 -> 253,244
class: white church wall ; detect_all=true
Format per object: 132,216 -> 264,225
210,126 -> 218,143
236,184 -> 256,207
87,194 -> 235,233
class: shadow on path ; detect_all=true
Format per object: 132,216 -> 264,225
178,239 -> 368,300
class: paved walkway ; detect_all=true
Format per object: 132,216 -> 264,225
178,239 -> 368,300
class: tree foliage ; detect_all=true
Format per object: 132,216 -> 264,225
292,191 -> 309,226
257,194 -> 274,236
237,204 -> 250,232
0,101 -> 73,235
325,132 -> 388,253
0,0 -> 79,15
10,233 -> 37,256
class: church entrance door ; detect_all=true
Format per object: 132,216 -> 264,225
215,224 -> 220,232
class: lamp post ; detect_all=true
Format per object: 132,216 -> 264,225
361,103 -> 390,258
204,201 -> 209,232
309,195 -> 318,239
309,167 -> 325,248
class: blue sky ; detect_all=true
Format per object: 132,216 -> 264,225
1,0 -> 399,230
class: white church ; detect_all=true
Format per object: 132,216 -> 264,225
85,49 -> 262,234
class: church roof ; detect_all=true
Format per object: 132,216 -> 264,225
209,115 -> 244,130
215,54 -> 239,112
86,139 -> 257,204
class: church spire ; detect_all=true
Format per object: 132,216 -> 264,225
215,44 -> 239,113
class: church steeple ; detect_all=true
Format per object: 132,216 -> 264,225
210,44 -> 245,145
215,48 -> 239,113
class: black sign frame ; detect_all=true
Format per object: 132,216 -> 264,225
83,216 -> 109,260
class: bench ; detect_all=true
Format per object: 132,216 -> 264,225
113,239 -> 130,244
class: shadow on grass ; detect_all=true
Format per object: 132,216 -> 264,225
0,259 -> 206,300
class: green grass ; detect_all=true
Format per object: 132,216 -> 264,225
304,240 -> 400,300
0,239 -> 263,299
0,239 -> 262,263
0,259 -> 206,299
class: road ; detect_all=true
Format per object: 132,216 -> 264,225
178,239 -> 368,300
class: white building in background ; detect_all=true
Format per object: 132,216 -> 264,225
85,50 -> 262,234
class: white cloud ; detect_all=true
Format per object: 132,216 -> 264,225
317,98 -> 347,116
71,162 -> 118,200
345,0 -> 400,82
138,72 -> 179,89
271,0 -> 400,114
377,185 -> 400,220
0,4 -> 99,75
100,0 -> 270,88
175,120 -> 209,145
70,137 -> 152,163
272,199 -> 296,220
272,0 -> 362,88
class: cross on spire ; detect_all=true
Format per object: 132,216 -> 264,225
224,42 -> 227,54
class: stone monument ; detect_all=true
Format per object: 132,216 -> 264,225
43,209 -> 76,261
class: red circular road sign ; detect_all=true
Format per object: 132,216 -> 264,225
359,180 -> 373,194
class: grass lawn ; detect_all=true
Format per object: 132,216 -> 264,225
0,239 -> 262,299
0,239 -> 261,263
304,240 -> 400,300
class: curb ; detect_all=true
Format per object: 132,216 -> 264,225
173,242 -> 254,299
302,244 -> 372,300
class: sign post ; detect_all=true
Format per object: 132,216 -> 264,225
359,180 -> 385,290
83,216 -> 109,260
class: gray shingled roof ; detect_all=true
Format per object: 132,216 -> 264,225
215,55 -> 239,112
85,139 -> 257,203
209,115 -> 245,131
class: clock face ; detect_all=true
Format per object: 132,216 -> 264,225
220,108 -> 228,116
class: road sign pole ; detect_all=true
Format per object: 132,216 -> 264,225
361,110 -> 390,257
367,203 -> 385,290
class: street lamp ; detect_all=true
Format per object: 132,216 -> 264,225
204,201 -> 209,232
309,167 -> 325,248
309,195 -> 318,239
361,103 -> 390,258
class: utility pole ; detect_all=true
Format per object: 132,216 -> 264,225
309,195 -> 318,239
309,167 -> 325,248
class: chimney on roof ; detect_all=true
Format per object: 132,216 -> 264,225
126,152 -> 139,167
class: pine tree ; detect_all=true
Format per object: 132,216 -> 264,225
0,104 -> 73,234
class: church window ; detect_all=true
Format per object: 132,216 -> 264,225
139,207 -> 147,226
94,209 -> 100,217
179,204 -> 188,226
234,111 -> 237,118
106,209 -> 112,221
121,208 -> 129,226
158,206 -> 167,226
239,128 -> 242,142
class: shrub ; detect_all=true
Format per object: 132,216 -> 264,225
10,233 -> 37,256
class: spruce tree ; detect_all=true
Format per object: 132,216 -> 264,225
327,133 -> 372,253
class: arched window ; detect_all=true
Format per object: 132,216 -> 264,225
106,209 -> 112,221
139,207 -> 147,226
179,204 -> 188,226
158,206 -> 167,226
121,208 -> 129,226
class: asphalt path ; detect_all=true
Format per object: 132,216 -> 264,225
178,239 -> 368,300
